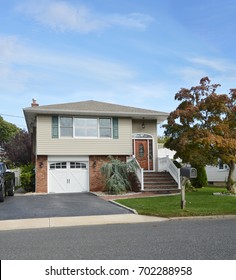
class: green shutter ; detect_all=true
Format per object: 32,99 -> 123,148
113,118 -> 119,139
52,116 -> 59,138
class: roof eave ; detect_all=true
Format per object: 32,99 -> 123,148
23,107 -> 169,132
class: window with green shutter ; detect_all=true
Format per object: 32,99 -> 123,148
112,118 -> 119,139
52,116 -> 59,138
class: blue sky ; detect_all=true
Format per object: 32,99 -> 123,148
1,0 -> 236,134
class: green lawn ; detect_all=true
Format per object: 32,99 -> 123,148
115,187 -> 236,217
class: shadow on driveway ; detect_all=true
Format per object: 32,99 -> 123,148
0,193 -> 132,220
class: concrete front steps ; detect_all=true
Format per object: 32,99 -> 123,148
143,172 -> 180,194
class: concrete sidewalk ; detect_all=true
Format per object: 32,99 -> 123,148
0,214 -> 168,231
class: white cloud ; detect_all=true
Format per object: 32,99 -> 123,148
125,82 -> 170,100
0,36 -> 32,91
173,67 -> 208,84
0,35 -> 20,63
0,34 -> 135,92
0,34 -> 173,114
16,0 -> 154,33
187,56 -> 236,91
169,55 -> 236,91
189,57 -> 236,73
108,13 -> 154,30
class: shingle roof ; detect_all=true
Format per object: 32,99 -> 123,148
23,100 -> 169,130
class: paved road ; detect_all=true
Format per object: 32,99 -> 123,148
0,218 -> 235,259
0,193 -> 131,220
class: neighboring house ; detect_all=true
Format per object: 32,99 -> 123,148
23,99 -> 169,193
157,143 -> 177,161
158,145 -> 234,185
206,161 -> 236,185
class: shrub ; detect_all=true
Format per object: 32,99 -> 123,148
191,166 -> 208,188
20,164 -> 35,192
100,156 -> 138,194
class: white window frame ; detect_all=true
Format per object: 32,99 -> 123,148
49,162 -> 67,169
59,117 -> 73,138
99,118 -> 112,138
59,116 -> 113,139
70,162 -> 88,169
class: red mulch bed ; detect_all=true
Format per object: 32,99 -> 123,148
94,192 -> 163,201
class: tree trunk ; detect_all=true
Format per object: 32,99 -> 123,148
226,160 -> 236,193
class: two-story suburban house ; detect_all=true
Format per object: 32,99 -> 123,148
23,99 -> 171,193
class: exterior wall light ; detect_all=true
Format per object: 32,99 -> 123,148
142,118 -> 145,129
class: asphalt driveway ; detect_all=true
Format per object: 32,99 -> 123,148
0,193 -> 131,220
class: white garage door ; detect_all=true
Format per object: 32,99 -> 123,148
48,160 -> 89,193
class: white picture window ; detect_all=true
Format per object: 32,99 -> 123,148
58,117 -> 113,138
74,118 -> 98,137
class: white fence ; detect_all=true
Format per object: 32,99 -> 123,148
127,156 -> 144,190
12,167 -> 21,186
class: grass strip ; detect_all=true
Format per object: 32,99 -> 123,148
115,187 -> 236,217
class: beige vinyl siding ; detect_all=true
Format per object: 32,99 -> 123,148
132,119 -> 157,141
36,115 -> 132,155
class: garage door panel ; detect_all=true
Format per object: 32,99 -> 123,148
70,170 -> 88,192
48,160 -> 89,193
49,170 -> 69,193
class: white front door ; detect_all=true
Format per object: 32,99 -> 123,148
48,160 -> 89,193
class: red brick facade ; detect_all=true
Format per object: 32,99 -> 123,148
35,155 -> 128,193
89,155 -> 127,192
35,155 -> 48,193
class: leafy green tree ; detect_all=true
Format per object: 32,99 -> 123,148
164,77 -> 236,193
0,116 -> 19,147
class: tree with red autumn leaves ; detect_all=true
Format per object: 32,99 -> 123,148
164,77 -> 236,193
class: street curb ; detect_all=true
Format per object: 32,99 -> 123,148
1,212 -> 235,232
0,218 -> 50,231
108,200 -> 138,214
169,214 -> 236,221
0,214 -> 168,231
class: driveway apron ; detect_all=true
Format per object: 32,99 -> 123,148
0,193 -> 131,220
